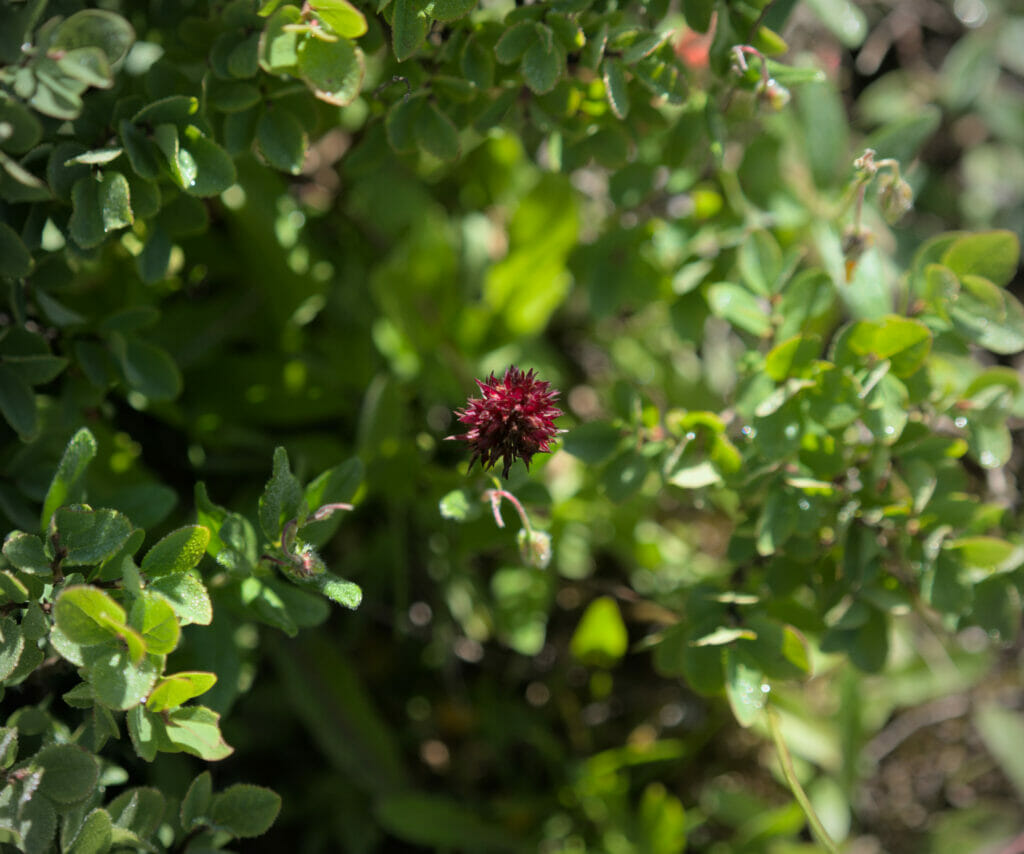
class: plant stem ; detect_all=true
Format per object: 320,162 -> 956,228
485,479 -> 534,535
766,705 -> 841,854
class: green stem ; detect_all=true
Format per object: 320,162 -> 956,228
766,706 -> 841,854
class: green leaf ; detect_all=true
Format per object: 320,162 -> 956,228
392,0 -> 428,62
241,577 -> 298,634
967,418 -> 1012,469
56,46 -> 113,89
945,536 -> 1021,572
208,784 -> 281,838
180,772 -> 213,830
739,230 -> 784,296
179,127 -> 236,197
126,705 -> 161,761
975,704 -> 1024,801
385,93 -> 424,154
34,744 -> 100,804
118,120 -> 161,180
0,617 -> 25,681
413,101 -> 460,161
52,506 -> 133,566
439,489 -> 471,521
98,171 -> 133,232
1,775 -> 57,854
107,787 -> 164,840
0,364 -> 37,439
109,333 -> 183,401
495,20 -> 534,64
0,222 -> 32,277
141,526 -> 210,577
133,96 -> 199,127
863,372 -> 907,443
603,450 -> 649,501
2,532 -> 49,574
64,808 -> 112,854
54,586 -> 128,646
521,26 -> 562,95
755,487 -> 798,556
148,571 -> 213,626
621,31 -> 665,63
691,626 -> 756,646
871,316 -> 932,376
82,643 -> 160,710
258,6 -> 303,73
129,593 -> 180,655
205,77 -> 261,113
743,617 -> 812,680
227,32 -> 260,78
942,230 -> 1020,288
683,0 -> 715,31
0,102 -> 43,154
311,0 -> 368,36
300,458 -> 362,544
667,459 -> 721,489
764,335 -> 819,381
562,421 -> 620,464
259,447 -> 305,541
302,572 -> 363,609
297,34 -> 365,106
30,69 -> 85,120
52,9 -> 135,65
4,354 -> 69,385
257,107 -> 308,174
460,36 -> 494,87
724,648 -> 766,727
41,428 -> 97,531
68,176 -> 105,249
836,315 -> 932,376
162,705 -> 233,760
706,282 -> 771,337
0,570 -> 29,604
601,58 -> 630,119
570,596 -> 628,666
0,727 -> 18,769
950,273 -> 1024,355
146,671 -> 217,712
970,576 -> 1020,642
430,0 -> 476,21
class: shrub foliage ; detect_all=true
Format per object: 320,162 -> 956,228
1,0 -> 1022,851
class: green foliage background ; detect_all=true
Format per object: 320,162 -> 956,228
1,0 -> 1023,851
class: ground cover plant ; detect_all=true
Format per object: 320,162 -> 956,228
0,0 -> 1022,851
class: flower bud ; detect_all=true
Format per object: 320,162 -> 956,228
757,78 -> 790,110
517,529 -> 552,570
877,173 -> 913,224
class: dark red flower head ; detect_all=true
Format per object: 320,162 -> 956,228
447,366 -> 564,479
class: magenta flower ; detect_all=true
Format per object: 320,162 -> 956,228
448,366 -> 564,479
